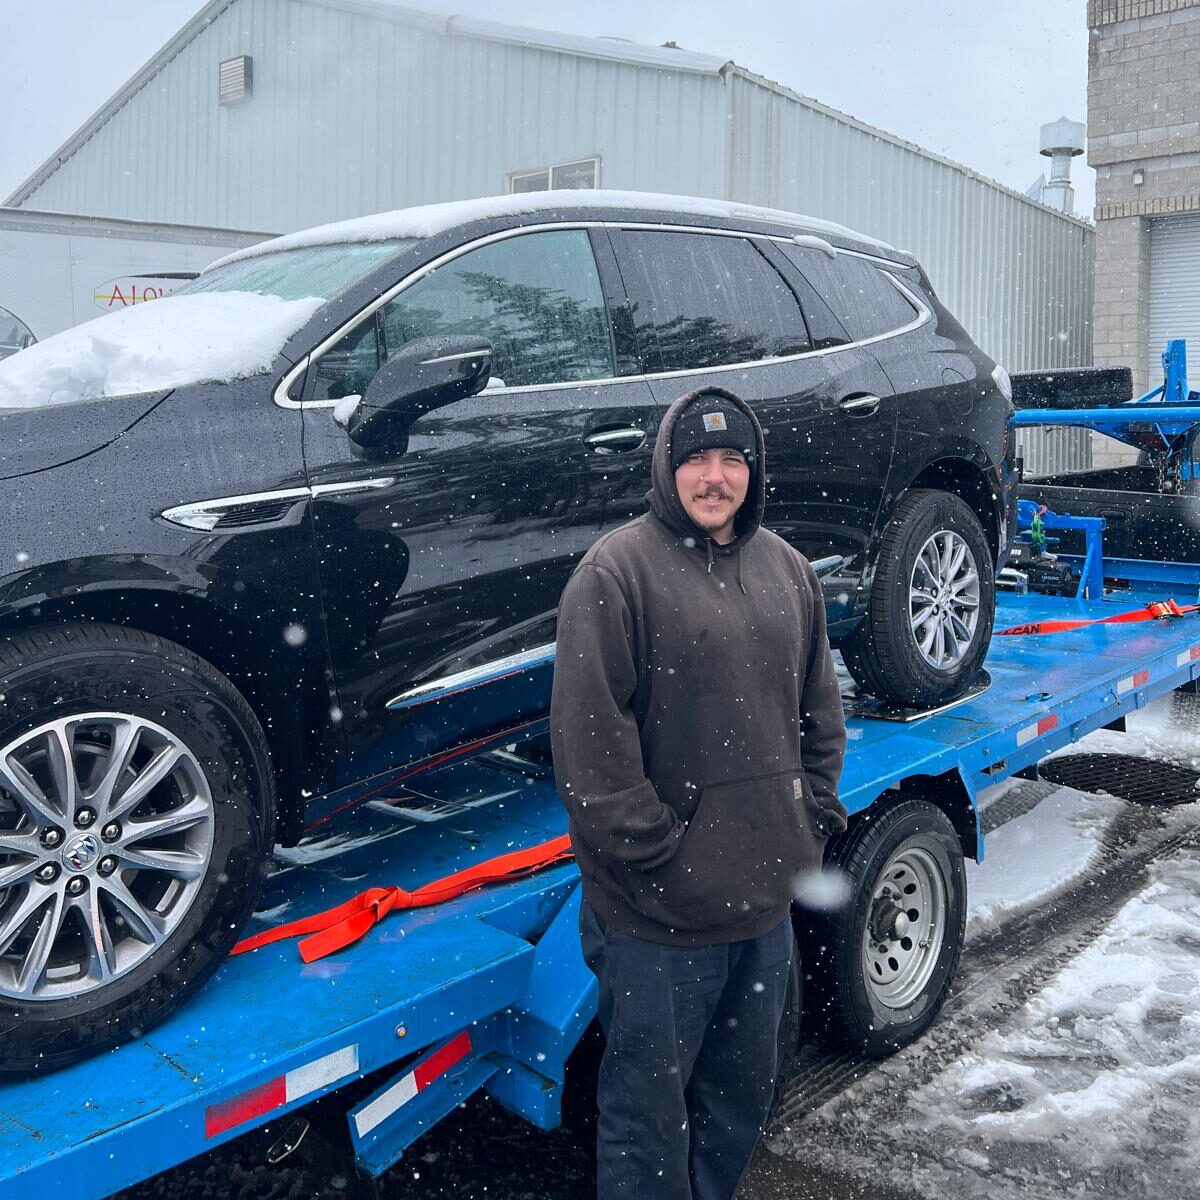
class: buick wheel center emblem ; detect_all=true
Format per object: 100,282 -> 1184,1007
62,833 -> 101,873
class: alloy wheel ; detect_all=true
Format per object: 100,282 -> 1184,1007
908,528 -> 981,669
0,713 -> 214,1000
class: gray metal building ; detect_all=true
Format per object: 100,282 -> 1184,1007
6,0 -> 1093,395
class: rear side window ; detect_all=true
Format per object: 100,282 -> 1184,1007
610,231 -> 810,373
779,245 -> 918,342
310,229 -> 613,399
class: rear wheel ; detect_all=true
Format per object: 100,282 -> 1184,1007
0,623 -> 274,1074
843,489 -> 993,707
800,799 -> 965,1057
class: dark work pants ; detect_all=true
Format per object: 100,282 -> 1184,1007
579,902 -> 793,1200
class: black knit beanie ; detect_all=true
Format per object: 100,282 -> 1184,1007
669,396 -> 757,473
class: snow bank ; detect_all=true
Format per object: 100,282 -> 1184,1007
0,291 -> 324,410
902,851 -> 1200,1190
966,786 -> 1122,936
208,189 -> 897,272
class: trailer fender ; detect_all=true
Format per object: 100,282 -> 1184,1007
898,767 -> 981,861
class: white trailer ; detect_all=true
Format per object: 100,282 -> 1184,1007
0,207 -> 272,357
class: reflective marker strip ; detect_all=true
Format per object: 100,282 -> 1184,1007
1177,645 -> 1200,667
354,1031 -> 474,1138
205,1045 -> 359,1138
1016,713 -> 1059,747
1117,668 -> 1151,694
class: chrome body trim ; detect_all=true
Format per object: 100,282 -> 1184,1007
386,642 -> 557,711
161,478 -> 395,530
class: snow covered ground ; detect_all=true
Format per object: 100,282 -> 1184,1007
767,694 -> 1200,1199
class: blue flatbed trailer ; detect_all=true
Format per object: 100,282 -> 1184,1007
6,561 -> 1200,1198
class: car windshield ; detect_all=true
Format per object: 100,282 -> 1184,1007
177,240 -> 417,303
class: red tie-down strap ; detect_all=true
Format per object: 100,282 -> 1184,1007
996,598 -> 1199,637
232,833 -> 574,963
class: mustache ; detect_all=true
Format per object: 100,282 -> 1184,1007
693,488 -> 734,501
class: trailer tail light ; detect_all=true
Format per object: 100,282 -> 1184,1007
1117,669 -> 1151,694
1016,713 -> 1058,747
205,1045 -> 359,1138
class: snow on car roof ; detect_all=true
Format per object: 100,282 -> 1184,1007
0,292 -> 323,410
208,189 -> 898,271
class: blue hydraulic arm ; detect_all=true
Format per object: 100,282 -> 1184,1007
1010,339 -> 1200,451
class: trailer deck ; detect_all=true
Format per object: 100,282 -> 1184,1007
5,576 -> 1200,1199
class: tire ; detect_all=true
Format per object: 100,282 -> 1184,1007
799,799 -> 965,1058
1011,365 -> 1132,409
842,489 -> 994,708
0,622 -> 274,1074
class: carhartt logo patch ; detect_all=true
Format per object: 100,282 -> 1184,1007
702,411 -> 728,432
793,778 -> 804,800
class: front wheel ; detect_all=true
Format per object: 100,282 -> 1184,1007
0,623 -> 275,1074
800,799 -> 966,1057
842,488 -> 994,707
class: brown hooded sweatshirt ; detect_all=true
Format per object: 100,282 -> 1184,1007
550,387 -> 848,946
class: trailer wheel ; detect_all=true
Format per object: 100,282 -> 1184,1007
842,489 -> 993,707
0,622 -> 274,1074
801,799 -> 965,1057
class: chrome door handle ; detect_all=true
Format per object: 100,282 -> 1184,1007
584,426 -> 647,453
838,394 -> 882,415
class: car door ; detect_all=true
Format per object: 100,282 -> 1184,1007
606,226 -> 897,625
299,227 -> 659,788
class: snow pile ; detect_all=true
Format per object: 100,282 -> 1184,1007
0,291 -> 324,410
966,786 -> 1122,936
208,189 -> 897,272
903,850 -> 1200,1194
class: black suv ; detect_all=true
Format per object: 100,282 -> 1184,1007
0,192 -> 1014,1070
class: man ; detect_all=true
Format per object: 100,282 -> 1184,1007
550,386 -> 848,1200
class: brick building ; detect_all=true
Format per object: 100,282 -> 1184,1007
1089,0 -> 1200,431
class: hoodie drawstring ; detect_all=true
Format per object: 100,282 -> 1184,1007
703,540 -> 747,594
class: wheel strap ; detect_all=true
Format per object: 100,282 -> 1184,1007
231,833 -> 573,962
996,597 -> 1199,636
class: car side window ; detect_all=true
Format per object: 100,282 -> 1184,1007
779,245 -> 918,342
609,230 -> 810,373
309,229 -> 614,399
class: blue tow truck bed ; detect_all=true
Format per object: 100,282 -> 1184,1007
5,574 -> 1200,1199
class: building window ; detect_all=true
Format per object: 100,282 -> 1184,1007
507,157 -> 599,194
219,55 -> 253,105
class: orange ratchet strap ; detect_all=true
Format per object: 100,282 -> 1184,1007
232,833 -> 574,963
997,598 -> 1199,637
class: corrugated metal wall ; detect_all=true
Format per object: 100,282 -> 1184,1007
724,71 -> 1094,374
18,0 -> 728,234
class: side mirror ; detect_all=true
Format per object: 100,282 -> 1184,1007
348,334 -> 492,450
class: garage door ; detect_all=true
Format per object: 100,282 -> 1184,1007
1149,214 -> 1200,378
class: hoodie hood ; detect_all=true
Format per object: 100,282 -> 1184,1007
648,386 -> 767,551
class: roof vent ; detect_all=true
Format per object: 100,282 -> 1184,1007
219,55 -> 253,105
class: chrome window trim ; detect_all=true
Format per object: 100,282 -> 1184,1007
161,478 -> 395,530
274,219 -> 928,411
386,642 -> 557,711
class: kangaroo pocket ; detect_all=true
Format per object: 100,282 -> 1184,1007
620,769 -> 829,932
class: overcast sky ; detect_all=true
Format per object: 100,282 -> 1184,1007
0,0 -> 1095,218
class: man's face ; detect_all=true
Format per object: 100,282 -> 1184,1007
674,447 -> 750,544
